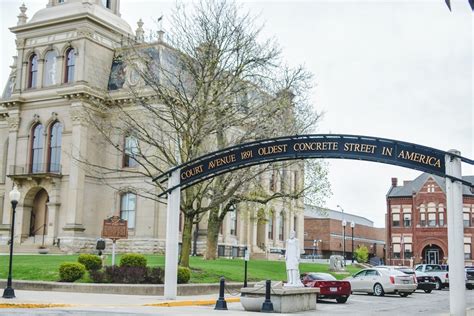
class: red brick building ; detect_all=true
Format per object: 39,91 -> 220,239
386,173 -> 474,266
304,205 -> 385,261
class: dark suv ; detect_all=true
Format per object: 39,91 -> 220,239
466,266 -> 474,290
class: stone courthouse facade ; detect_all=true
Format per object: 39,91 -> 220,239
0,0 -> 304,255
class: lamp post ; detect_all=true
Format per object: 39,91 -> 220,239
337,205 -> 346,265
342,219 -> 347,265
350,221 -> 355,264
3,185 -> 21,299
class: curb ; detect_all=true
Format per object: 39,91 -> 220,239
0,303 -> 73,309
145,297 -> 241,307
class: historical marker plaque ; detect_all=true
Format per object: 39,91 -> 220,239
102,216 -> 128,241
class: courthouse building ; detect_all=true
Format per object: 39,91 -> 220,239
386,173 -> 474,266
0,0 -> 305,255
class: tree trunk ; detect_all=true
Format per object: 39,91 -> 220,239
205,208 -> 220,260
179,213 -> 194,268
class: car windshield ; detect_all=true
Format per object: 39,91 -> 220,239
308,273 -> 337,281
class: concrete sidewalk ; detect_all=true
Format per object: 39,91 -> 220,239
0,289 -> 253,316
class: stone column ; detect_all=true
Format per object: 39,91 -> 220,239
62,102 -> 87,234
1,111 -> 20,226
47,179 -> 61,242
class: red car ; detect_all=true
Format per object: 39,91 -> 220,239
301,272 -> 351,303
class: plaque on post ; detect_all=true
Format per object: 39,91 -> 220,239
102,216 -> 128,266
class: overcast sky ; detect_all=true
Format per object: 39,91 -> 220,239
1,0 -> 472,227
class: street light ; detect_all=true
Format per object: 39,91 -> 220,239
337,205 -> 346,265
342,219 -> 347,264
350,221 -> 355,264
3,185 -> 20,299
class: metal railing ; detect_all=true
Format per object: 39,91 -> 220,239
9,163 -> 62,176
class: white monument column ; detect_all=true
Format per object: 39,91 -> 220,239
445,150 -> 465,316
164,169 -> 181,299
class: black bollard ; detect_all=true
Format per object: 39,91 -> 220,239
214,277 -> 228,310
261,280 -> 274,313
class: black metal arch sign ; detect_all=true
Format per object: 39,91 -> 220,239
155,134 -> 473,192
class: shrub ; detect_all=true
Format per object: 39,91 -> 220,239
59,262 -> 86,282
89,269 -> 107,283
354,245 -> 369,263
120,253 -> 147,268
78,254 -> 102,271
105,266 -> 147,284
177,266 -> 191,284
146,267 -> 164,284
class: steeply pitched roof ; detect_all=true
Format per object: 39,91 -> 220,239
387,173 -> 474,197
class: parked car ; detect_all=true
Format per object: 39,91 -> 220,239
466,266 -> 474,290
414,264 -> 449,290
301,272 -> 351,303
395,267 -> 437,293
346,268 -> 417,297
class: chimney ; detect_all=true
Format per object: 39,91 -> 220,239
391,177 -> 398,187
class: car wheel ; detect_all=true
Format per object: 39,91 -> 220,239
399,292 -> 409,297
373,283 -> 385,297
336,297 -> 348,303
424,289 -> 432,294
467,284 -> 473,290
435,279 -> 442,290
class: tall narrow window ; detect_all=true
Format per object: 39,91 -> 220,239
101,0 -> 111,9
123,135 -> 138,167
278,214 -> 285,241
230,206 -> 237,236
120,192 -> 136,229
48,121 -> 62,172
31,124 -> 44,173
28,54 -> 38,88
65,48 -> 75,83
43,50 -> 57,86
393,243 -> 401,259
464,213 -> 470,228
403,213 -> 411,227
267,215 -> 274,240
392,213 -> 400,227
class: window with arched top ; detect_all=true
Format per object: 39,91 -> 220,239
43,50 -> 58,86
31,123 -> 44,173
48,121 -> 62,172
123,135 -> 138,167
64,48 -> 75,83
28,54 -> 38,88
120,192 -> 136,229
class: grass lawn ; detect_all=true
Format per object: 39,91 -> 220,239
0,254 -> 361,283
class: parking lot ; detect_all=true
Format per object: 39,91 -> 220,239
314,289 -> 474,315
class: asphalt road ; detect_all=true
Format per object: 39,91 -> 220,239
0,288 -> 473,315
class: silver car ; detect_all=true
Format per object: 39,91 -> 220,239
346,268 -> 417,297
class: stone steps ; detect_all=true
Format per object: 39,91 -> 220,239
0,244 -> 64,254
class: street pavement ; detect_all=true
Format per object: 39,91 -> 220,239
0,288 -> 473,315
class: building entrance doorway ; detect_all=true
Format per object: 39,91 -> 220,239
422,244 -> 444,264
29,188 -> 49,238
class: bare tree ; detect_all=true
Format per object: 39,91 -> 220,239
80,0 -> 329,266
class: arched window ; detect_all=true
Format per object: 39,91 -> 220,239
43,50 -> 57,86
64,48 -> 75,83
48,121 -> 62,172
120,192 -> 136,229
28,54 -> 38,88
123,135 -> 138,167
267,214 -> 274,240
31,124 -> 44,173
